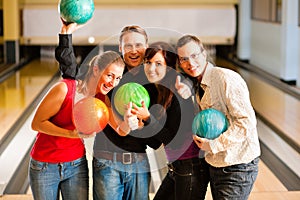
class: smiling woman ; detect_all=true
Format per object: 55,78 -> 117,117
144,50 -> 167,83
137,41 -> 211,200
27,19 -> 129,199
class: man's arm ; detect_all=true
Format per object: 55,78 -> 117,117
55,21 -> 84,79
55,34 -> 78,79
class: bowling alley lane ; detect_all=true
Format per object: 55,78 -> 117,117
0,59 -> 60,142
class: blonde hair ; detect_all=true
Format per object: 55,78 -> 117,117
77,51 -> 124,94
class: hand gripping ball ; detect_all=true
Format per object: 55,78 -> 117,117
58,0 -> 95,24
114,82 -> 150,116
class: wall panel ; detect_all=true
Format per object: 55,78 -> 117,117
22,5 -> 236,45
20,0 -> 238,6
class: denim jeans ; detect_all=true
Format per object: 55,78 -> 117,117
154,157 -> 210,200
93,154 -> 150,200
209,157 -> 259,200
29,156 -> 89,200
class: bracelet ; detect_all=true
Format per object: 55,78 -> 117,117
116,124 -> 127,133
116,125 -> 120,132
116,123 -> 130,135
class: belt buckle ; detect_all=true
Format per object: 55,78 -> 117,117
122,153 -> 132,164
168,163 -> 174,170
167,163 -> 174,174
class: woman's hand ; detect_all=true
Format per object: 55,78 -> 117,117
131,101 -> 150,121
69,129 -> 96,138
77,131 -> 97,139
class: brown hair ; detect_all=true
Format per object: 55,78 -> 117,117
176,34 -> 205,51
119,25 -> 148,45
144,41 -> 178,112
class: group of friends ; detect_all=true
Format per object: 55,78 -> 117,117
28,18 -> 261,200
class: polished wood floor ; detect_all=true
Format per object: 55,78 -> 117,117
0,59 -> 59,140
0,57 -> 299,199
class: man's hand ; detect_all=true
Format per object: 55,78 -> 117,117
193,135 -> 211,151
60,18 -> 85,34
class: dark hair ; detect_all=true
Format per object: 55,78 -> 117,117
78,51 -> 124,94
144,41 -> 178,112
119,25 -> 148,44
144,41 -> 177,70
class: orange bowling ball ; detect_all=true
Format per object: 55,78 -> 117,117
73,97 -> 109,134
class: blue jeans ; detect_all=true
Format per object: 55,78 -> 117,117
29,156 -> 89,200
209,157 -> 259,200
154,157 -> 210,200
93,153 -> 150,200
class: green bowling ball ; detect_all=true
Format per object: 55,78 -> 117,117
58,0 -> 94,24
114,82 -> 150,116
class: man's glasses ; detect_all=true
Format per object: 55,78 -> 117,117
179,52 -> 201,64
124,43 -> 145,51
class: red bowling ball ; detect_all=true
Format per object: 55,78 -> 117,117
73,97 -> 109,134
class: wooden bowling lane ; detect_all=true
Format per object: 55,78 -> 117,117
0,59 -> 59,143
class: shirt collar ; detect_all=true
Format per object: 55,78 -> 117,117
201,62 -> 214,87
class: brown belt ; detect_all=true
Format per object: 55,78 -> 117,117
94,151 -> 147,164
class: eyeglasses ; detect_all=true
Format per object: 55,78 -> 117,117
123,43 -> 145,51
179,52 -> 201,64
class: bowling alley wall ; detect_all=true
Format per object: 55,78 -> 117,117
20,0 -> 236,46
15,0 -> 300,86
